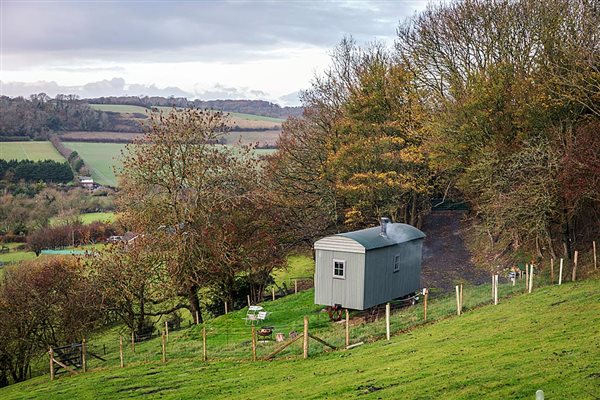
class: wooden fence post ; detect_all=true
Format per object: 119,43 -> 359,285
49,347 -> 55,381
494,275 -> 498,305
202,326 -> 207,362
550,258 -> 554,284
303,316 -> 309,359
572,251 -> 578,282
529,265 -> 534,293
195,311 -> 200,325
386,303 -> 391,339
594,241 -> 597,270
119,335 -> 124,368
131,331 -> 135,353
272,287 -> 275,301
224,302 -> 228,315
82,338 -> 87,373
295,280 -> 298,294
423,288 -> 428,321
165,320 -> 169,342
161,332 -> 166,363
559,258 -> 563,285
491,275 -> 495,301
460,284 -> 463,312
345,309 -> 350,348
525,264 -> 529,291
247,294 -> 251,307
455,286 -> 461,315
251,326 -> 257,361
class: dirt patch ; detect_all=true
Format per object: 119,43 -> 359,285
421,211 -> 490,293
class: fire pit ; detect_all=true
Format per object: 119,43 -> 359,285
257,326 -> 274,340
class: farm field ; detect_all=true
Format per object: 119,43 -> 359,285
64,142 -> 276,187
64,142 -> 123,187
60,129 -> 281,146
0,141 -> 65,162
88,104 -> 283,131
50,212 -> 117,226
2,279 -> 598,399
0,243 -> 104,266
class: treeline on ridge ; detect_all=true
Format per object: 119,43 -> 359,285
87,96 -> 303,119
0,94 -> 301,140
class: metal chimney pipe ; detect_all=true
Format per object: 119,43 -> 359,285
380,217 -> 390,237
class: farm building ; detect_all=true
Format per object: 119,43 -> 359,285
314,218 -> 425,311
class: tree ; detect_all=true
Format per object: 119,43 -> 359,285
117,108 -> 284,321
91,238 -> 181,334
0,257 -> 99,385
267,38 -> 433,240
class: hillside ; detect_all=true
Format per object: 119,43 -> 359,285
2,279 -> 598,399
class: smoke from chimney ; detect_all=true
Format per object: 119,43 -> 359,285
380,217 -> 390,237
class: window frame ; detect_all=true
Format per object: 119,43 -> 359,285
333,259 -> 346,279
393,254 -> 401,273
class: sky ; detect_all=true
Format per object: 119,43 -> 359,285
1,0 -> 430,106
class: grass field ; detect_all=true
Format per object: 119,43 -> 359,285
88,104 -> 150,114
64,142 -> 123,187
88,104 -> 283,131
50,212 -> 117,226
0,243 -> 105,266
1,278 -> 598,399
64,142 -> 276,187
0,142 -> 65,162
60,129 -> 281,146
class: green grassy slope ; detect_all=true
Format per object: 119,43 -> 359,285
2,279 -> 598,399
89,104 -> 284,123
64,142 -> 276,187
64,142 -> 123,186
50,212 -> 116,226
0,141 -> 65,162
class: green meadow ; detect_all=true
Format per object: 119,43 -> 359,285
64,142 -> 276,187
63,142 -> 124,187
1,278 -> 598,399
0,141 -> 64,162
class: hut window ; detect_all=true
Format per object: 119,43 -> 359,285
333,260 -> 346,279
393,255 -> 400,272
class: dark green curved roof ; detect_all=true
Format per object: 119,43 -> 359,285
337,223 -> 425,250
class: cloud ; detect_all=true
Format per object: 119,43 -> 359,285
277,91 -> 302,107
1,1 -> 427,67
0,78 -> 194,99
193,84 -> 269,101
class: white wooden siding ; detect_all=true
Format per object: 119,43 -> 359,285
314,236 -> 365,254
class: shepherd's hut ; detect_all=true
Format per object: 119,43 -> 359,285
314,218 -> 425,311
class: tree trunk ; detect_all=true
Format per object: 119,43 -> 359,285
410,193 -> 417,226
187,285 -> 202,324
136,293 -> 146,334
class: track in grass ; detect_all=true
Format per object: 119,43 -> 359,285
0,141 -> 65,162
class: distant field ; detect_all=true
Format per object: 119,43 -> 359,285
0,141 -> 65,162
60,131 -> 143,142
89,103 -> 283,130
64,142 -> 123,187
89,104 -> 150,114
65,142 -> 276,187
50,212 -> 117,226
230,112 -> 283,123
61,130 -> 280,146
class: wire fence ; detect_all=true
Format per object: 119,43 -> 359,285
37,250 -> 597,381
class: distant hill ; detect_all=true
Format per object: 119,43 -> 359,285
0,95 -> 299,140
85,96 -> 303,119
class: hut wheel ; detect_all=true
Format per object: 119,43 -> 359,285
327,305 -> 343,322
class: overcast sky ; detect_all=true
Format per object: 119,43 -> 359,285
1,0 -> 430,105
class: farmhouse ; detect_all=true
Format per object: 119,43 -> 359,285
314,218 -> 425,311
79,177 -> 94,189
